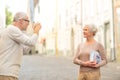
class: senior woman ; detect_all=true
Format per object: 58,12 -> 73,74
73,24 -> 107,80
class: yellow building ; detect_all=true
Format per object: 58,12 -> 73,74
113,0 -> 120,62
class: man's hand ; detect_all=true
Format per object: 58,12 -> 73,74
33,22 -> 41,35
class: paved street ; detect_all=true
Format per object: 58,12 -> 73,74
19,55 -> 120,80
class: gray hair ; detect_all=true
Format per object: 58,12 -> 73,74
13,12 -> 27,22
85,24 -> 98,36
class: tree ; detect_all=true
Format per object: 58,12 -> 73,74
5,7 -> 13,26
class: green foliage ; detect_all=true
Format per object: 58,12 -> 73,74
5,7 -> 13,26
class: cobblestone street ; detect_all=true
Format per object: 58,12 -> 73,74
19,55 -> 120,80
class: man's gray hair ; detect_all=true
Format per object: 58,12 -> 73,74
85,24 -> 98,36
13,12 -> 27,22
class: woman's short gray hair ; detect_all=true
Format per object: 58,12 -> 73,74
13,12 -> 27,22
85,24 -> 98,36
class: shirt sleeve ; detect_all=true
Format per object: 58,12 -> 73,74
7,26 -> 38,46
21,44 -> 31,54
73,44 -> 83,65
73,44 -> 80,59
98,43 -> 107,66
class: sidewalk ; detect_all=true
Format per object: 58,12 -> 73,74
101,62 -> 120,80
19,55 -> 120,80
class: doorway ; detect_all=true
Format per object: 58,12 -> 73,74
104,22 -> 111,60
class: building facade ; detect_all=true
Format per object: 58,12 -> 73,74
27,0 -> 120,62
58,0 -> 116,60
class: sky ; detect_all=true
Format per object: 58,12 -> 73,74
5,0 -> 28,15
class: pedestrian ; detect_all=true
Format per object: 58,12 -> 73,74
0,12 -> 41,80
73,24 -> 107,80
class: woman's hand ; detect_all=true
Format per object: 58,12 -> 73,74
82,61 -> 100,68
82,61 -> 95,67
91,63 -> 100,68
